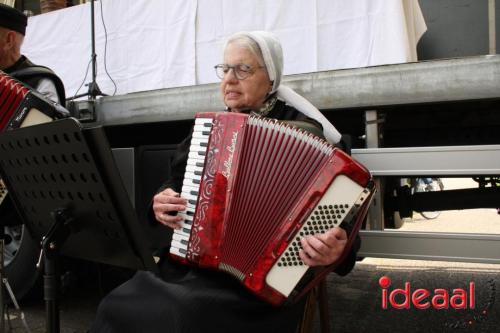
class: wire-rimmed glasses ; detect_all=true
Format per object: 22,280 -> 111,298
214,63 -> 264,80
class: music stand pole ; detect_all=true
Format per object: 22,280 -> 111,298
0,233 -> 4,331
41,208 -> 73,333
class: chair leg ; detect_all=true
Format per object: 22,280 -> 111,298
318,280 -> 330,333
297,280 -> 331,333
297,288 -> 317,333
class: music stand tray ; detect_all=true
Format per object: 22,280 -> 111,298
0,118 -> 158,332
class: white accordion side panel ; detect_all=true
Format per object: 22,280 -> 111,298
19,109 -> 53,128
265,174 -> 365,297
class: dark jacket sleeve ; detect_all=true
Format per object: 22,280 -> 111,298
156,130 -> 193,194
147,130 -> 192,225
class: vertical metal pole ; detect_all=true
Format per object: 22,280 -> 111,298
489,0 -> 497,54
365,110 -> 384,230
44,249 -> 59,333
91,0 -> 97,94
0,238 -> 4,331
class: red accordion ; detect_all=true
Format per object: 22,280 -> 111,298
169,112 -> 375,305
0,70 -> 66,205
0,70 -> 65,131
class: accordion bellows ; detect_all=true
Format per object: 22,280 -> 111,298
170,112 -> 374,305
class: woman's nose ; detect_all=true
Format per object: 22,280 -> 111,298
224,68 -> 239,82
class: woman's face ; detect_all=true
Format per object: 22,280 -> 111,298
220,43 -> 272,113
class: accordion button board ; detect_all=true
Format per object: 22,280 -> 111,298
265,174 -> 365,297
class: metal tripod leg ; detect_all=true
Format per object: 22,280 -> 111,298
2,278 -> 32,333
0,238 -> 32,333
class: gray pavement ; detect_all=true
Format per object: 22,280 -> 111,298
3,258 -> 499,333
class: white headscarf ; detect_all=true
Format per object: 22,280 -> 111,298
225,31 -> 342,144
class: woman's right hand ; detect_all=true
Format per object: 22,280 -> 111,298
152,188 -> 187,230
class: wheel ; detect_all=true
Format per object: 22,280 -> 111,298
414,178 -> 444,220
2,206 -> 41,300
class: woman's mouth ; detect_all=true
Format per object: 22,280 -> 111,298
225,91 -> 241,99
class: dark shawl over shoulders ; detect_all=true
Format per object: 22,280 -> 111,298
5,55 -> 66,103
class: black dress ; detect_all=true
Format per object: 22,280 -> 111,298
91,100 -> 358,333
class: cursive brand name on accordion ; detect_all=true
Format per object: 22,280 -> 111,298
222,131 -> 238,178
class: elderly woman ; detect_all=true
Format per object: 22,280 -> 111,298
92,31 -> 358,333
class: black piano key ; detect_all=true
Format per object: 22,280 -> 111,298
188,199 -> 197,205
186,211 -> 194,216
179,248 -> 187,254
182,228 -> 191,233
200,142 -> 208,147
181,239 -> 189,245
195,162 -> 204,167
193,179 -> 200,184
202,131 -> 210,135
194,170 -> 202,176
203,122 -> 212,127
198,151 -> 206,156
190,190 -> 199,196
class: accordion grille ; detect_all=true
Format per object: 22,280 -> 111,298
0,72 -> 29,130
220,116 -> 333,275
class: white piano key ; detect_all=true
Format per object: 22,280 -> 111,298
183,178 -> 201,187
177,197 -> 197,209
172,232 -> 190,242
185,164 -> 203,174
188,144 -> 208,153
180,193 -> 198,203
171,239 -> 188,250
188,151 -> 207,160
190,137 -> 209,146
174,227 -> 189,237
186,151 -> 206,159
192,130 -> 210,138
181,184 -> 200,193
193,124 -> 213,132
186,160 -> 205,169
178,214 -> 193,223
170,246 -> 187,257
174,224 -> 192,235
194,117 -> 213,126
181,186 -> 200,195
184,171 -> 201,181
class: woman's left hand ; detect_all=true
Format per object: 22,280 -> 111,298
299,227 -> 348,267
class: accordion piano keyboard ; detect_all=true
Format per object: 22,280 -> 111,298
170,117 -> 213,258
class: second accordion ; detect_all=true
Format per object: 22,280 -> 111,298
169,112 -> 375,305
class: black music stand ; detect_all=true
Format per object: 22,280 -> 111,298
0,118 -> 158,333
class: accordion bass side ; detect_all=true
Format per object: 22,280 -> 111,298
0,70 -> 67,205
0,70 -> 65,131
170,112 -> 375,305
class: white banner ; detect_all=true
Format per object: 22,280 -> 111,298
22,0 -> 426,99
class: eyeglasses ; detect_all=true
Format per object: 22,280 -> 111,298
214,63 -> 264,80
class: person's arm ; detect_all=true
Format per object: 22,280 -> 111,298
150,131 -> 192,228
35,78 -> 60,104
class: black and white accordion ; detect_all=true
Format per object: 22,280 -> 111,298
169,112 -> 375,305
0,70 -> 67,205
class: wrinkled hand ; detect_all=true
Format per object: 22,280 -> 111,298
299,227 -> 348,267
152,188 -> 186,230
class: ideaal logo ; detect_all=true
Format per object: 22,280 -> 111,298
379,276 -> 475,309
379,276 -> 496,329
